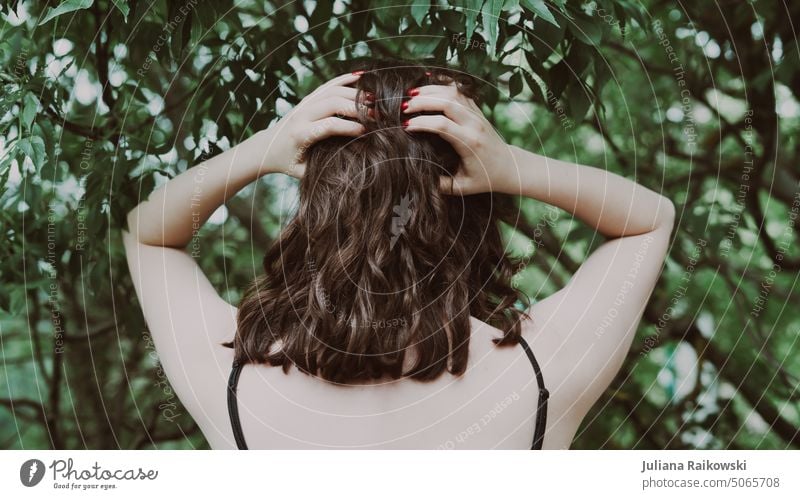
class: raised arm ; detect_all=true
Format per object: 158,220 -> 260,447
126,130 -> 269,249
402,82 -> 674,234
127,72 -> 367,248
403,82 -> 675,431
122,73 -> 367,419
504,147 -> 674,237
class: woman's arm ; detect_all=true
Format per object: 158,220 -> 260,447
505,145 -> 675,237
121,73 -> 367,433
127,130 -> 268,248
127,72 -> 367,248
403,83 -> 675,432
401,82 -> 674,234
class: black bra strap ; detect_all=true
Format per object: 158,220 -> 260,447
517,336 -> 549,450
227,361 -> 248,450
227,345 -> 548,450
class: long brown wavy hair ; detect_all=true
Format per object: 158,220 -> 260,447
229,59 -> 529,383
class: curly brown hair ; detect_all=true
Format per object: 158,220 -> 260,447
229,59 -> 529,383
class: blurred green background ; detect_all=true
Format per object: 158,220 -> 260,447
1,0 -> 798,449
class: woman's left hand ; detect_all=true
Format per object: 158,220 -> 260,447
258,72 -> 368,178
401,82 -> 519,195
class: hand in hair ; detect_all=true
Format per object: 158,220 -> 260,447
259,72 -> 369,178
402,82 -> 518,196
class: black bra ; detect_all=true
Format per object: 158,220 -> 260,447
227,336 -> 549,449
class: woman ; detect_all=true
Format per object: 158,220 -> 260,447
123,60 -> 674,449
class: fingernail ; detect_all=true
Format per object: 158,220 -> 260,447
402,120 -> 410,127
352,70 -> 364,75
401,101 -> 409,111
406,88 -> 419,97
425,71 -> 432,76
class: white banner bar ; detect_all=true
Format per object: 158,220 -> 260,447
1,450 -> 797,497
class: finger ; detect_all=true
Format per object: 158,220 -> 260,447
402,95 -> 478,125
408,83 -> 461,99
438,174 -> 470,196
305,96 -> 365,121
314,86 -> 359,101
305,117 -> 365,141
403,115 -> 472,153
284,161 -> 306,179
407,83 -> 478,113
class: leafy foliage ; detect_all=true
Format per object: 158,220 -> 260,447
1,0 -> 798,449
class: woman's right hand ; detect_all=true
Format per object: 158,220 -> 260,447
258,72 -> 368,178
401,82 -> 520,195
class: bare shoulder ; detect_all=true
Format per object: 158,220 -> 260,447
123,231 -> 238,442
520,226 -> 672,431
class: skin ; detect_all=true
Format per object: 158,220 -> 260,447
124,72 -> 675,449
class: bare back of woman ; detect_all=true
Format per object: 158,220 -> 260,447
124,60 -> 674,449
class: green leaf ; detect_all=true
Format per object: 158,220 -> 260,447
8,287 -> 26,315
463,49 -> 489,76
509,71 -> 523,98
372,0 -> 396,28
434,10 -> 461,32
526,7 -> 565,57
521,68 -> 545,104
481,0 -> 505,55
566,80 -> 591,121
567,10 -> 603,46
15,135 -> 47,169
309,0 -> 333,27
520,0 -> 559,27
564,40 -> 593,77
547,60 -> 570,98
410,35 -> 442,57
411,2 -> 430,26
39,0 -> 94,26
180,8 -> 193,56
0,147 -> 13,189
22,93 -> 39,129
16,137 -> 31,159
111,0 -> 130,21
615,0 -> 647,30
29,136 -> 47,167
464,0 -> 480,41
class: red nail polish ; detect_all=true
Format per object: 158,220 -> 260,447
401,101 -> 409,111
352,70 -> 364,75
402,120 -> 410,127
406,88 -> 419,97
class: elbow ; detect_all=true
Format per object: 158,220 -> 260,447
126,206 -> 142,242
657,197 -> 676,231
126,203 -> 156,245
